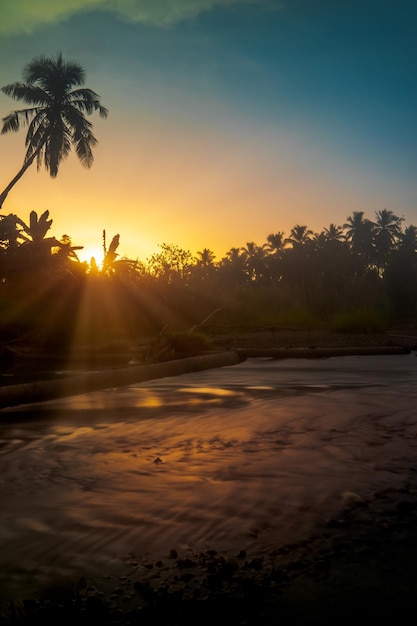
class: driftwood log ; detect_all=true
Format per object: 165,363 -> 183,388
0,351 -> 244,410
0,345 -> 411,410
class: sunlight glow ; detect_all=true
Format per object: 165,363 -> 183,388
78,245 -> 105,269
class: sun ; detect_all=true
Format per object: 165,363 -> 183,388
77,245 -> 105,269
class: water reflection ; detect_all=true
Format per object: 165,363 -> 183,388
1,355 -> 417,597
180,386 -> 239,396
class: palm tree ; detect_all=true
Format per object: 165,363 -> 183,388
265,232 -> 285,282
322,223 -> 344,242
193,248 -> 216,282
343,211 -> 373,248
196,248 -> 216,268
343,211 -> 375,273
373,208 -> 403,273
241,241 -> 268,281
265,232 -> 285,254
0,52 -> 108,208
285,225 -> 313,249
281,226 -> 313,298
308,226 -> 351,302
224,247 -> 245,264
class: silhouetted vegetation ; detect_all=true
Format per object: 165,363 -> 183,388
0,207 -> 416,361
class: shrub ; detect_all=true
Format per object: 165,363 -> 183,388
270,308 -> 318,329
330,309 -> 388,334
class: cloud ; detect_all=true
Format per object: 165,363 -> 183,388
0,0 -> 262,35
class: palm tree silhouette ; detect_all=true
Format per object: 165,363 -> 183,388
373,208 -> 403,273
343,211 -> 374,249
266,232 -> 285,253
343,211 -> 375,274
224,247 -> 245,263
194,248 -> 216,281
241,241 -> 268,281
196,248 -> 216,268
285,225 -> 313,248
322,223 -> 344,242
265,232 -> 285,282
0,53 -> 108,208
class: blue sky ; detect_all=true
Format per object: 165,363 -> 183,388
0,0 -> 416,262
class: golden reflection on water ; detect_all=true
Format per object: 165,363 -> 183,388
134,390 -> 162,408
179,387 -> 238,397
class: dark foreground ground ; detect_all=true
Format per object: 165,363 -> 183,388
2,328 -> 417,624
2,480 -> 417,625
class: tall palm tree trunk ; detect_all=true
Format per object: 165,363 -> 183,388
0,150 -> 39,209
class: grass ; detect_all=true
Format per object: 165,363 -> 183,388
329,308 -> 388,334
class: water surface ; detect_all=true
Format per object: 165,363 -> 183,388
1,355 -> 417,596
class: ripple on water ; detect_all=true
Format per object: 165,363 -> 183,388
1,358 -> 417,597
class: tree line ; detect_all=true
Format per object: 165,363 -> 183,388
0,205 -> 416,348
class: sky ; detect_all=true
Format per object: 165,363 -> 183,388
0,0 -> 416,264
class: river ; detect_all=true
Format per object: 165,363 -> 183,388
1,354 -> 417,598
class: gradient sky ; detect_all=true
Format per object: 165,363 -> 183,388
0,0 -> 416,263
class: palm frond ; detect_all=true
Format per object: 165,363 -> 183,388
1,83 -> 50,106
36,145 -> 45,170
23,55 -> 49,83
24,115 -> 49,166
2,107 -> 46,135
24,53 -> 85,90
1,112 -> 20,133
74,134 -> 94,168
57,62 -> 85,90
64,104 -> 93,132
65,107 -> 99,167
67,89 -> 108,118
24,110 -> 48,146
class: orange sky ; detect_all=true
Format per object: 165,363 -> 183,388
0,0 -> 416,264
1,116 -> 412,265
